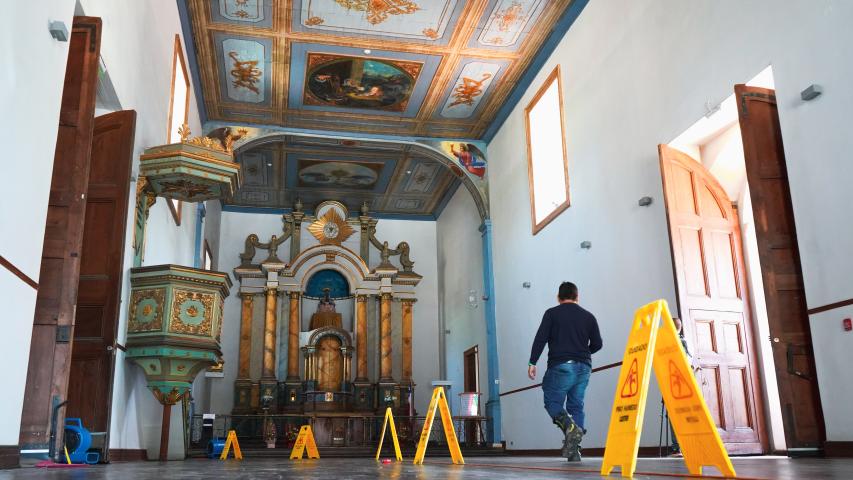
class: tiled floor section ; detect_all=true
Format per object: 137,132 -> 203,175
1,456 -> 850,479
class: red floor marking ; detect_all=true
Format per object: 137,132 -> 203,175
423,460 -> 765,480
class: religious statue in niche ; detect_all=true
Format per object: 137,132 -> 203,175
448,142 -> 487,178
310,288 -> 343,330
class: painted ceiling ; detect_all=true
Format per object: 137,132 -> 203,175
183,0 -> 577,139
229,135 -> 473,218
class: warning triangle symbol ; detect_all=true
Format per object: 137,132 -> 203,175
620,358 -> 639,398
668,359 -> 694,400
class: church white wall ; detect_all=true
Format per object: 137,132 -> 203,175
212,212 -> 440,416
0,0 -> 77,448
437,186 -> 488,413
487,0 -> 853,449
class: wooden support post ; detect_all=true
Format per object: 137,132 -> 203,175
159,402 -> 171,461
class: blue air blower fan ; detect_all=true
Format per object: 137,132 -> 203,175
64,418 -> 100,464
207,437 -> 226,458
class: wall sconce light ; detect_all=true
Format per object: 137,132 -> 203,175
638,196 -> 653,207
522,282 -> 531,289
468,290 -> 479,309
49,21 -> 69,42
580,241 -> 592,249
801,84 -> 822,101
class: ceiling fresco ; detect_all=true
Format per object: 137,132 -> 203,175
183,0 -> 576,138
229,135 -> 465,218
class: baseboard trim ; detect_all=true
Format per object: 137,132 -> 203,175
825,441 -> 853,458
0,445 -> 20,469
109,449 -> 148,462
506,446 -> 661,457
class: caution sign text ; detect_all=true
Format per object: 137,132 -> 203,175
601,300 -> 736,478
290,425 -> 320,460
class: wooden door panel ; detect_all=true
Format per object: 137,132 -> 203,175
677,227 -> 709,297
735,84 -> 824,449
20,17 -> 102,450
661,144 -> 765,453
67,110 -> 136,448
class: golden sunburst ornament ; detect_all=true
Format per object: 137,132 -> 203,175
308,209 -> 355,245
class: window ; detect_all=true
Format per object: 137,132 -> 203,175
167,34 -> 190,225
525,66 -> 570,234
203,240 -> 213,271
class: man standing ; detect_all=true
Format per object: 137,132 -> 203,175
528,282 -> 603,461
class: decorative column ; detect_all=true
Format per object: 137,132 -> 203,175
379,293 -> 394,382
355,295 -> 369,381
400,298 -> 417,415
260,286 -> 278,410
353,294 -> 374,411
283,291 -> 302,411
401,299 -> 416,384
234,292 -> 254,413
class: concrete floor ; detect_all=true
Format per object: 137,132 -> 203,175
2,456 -> 850,479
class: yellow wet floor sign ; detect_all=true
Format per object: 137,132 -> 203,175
290,425 -> 320,459
413,386 -> 464,465
375,407 -> 403,461
601,300 -> 736,478
219,430 -> 243,460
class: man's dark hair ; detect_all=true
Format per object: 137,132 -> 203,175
558,282 -> 578,301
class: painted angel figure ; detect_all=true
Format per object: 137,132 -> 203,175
450,143 -> 486,178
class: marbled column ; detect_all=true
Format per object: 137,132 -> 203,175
355,295 -> 369,381
287,291 -> 301,381
237,293 -> 254,380
401,298 -> 416,384
379,293 -> 393,382
262,287 -> 278,379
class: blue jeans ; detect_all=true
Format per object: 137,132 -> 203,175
542,361 -> 591,429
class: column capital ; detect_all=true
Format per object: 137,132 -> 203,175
239,291 -> 255,300
264,286 -> 279,296
380,292 -> 393,301
400,298 -> 418,305
288,291 -> 301,300
356,294 -> 369,303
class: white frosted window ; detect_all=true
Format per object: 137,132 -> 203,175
167,35 -> 190,225
525,67 -> 569,233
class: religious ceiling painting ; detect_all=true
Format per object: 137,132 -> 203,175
226,135 -> 461,217
213,32 -> 273,107
441,141 -> 487,179
296,159 -> 385,190
293,0 -> 462,44
210,0 -> 273,27
472,0 -> 547,50
289,43 -> 440,117
437,59 -> 508,120
182,0 -> 577,138
304,54 -> 421,112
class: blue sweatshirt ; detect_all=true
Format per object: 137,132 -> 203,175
529,303 -> 603,367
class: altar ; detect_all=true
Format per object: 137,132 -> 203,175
230,200 -> 422,427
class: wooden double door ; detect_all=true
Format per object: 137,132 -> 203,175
661,85 -> 826,454
660,144 -> 765,454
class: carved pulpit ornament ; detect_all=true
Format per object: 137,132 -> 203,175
308,209 -> 355,245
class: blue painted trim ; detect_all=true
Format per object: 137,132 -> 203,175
177,0 -> 209,126
193,203 -> 206,268
433,178 -> 461,220
480,220 -> 501,443
482,0 -> 589,142
221,204 -> 438,221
